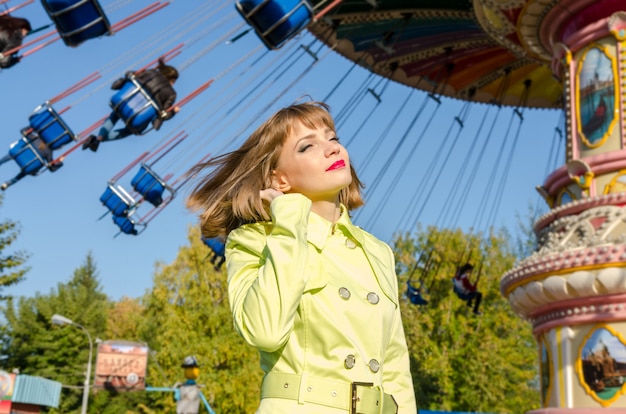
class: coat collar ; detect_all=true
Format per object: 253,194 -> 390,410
306,204 -> 363,251
305,206 -> 397,305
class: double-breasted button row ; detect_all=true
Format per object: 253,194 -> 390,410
338,288 -> 380,304
344,354 -> 380,373
368,359 -> 380,373
344,354 -> 356,369
367,292 -> 379,304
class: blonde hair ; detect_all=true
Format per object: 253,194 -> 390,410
186,101 -> 364,238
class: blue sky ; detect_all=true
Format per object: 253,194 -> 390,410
1,0 -> 563,302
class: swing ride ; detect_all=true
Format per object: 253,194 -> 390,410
3,0 -> 625,411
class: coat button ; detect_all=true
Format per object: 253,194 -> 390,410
367,292 -> 379,304
345,238 -> 357,249
368,359 -> 380,373
338,287 -> 351,300
344,354 -> 356,369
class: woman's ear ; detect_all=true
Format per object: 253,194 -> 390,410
271,170 -> 291,192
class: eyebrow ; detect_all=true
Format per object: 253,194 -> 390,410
295,127 -> 333,146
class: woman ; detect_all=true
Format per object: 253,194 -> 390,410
187,101 -> 417,413
82,58 -> 180,152
0,15 -> 31,69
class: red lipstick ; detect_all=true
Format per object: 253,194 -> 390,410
326,160 -> 345,171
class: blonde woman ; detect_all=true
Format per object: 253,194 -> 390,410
187,101 -> 416,413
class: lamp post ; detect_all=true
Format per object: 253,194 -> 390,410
51,314 -> 93,414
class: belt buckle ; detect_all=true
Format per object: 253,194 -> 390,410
350,381 -> 374,414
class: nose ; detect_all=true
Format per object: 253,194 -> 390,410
324,139 -> 341,157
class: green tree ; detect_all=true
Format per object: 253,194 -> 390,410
0,197 -> 29,298
394,225 -> 539,412
139,226 -> 262,413
1,253 -> 109,413
105,296 -> 145,340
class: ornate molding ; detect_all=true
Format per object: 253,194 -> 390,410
501,203 -> 626,319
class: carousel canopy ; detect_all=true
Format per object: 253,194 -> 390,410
307,0 -> 565,109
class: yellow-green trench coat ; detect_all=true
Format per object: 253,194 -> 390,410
226,194 -> 417,413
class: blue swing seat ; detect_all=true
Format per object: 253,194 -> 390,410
406,281 -> 428,306
130,163 -> 174,207
8,136 -> 47,175
110,75 -> 160,135
203,237 -> 226,257
112,213 -> 146,236
99,182 -> 137,217
28,102 -> 76,150
235,0 -> 314,49
41,0 -> 113,47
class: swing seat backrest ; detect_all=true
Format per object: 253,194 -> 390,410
203,237 -> 226,257
130,163 -> 174,207
235,0 -> 313,49
99,182 -> 136,217
112,213 -> 146,236
405,281 -> 428,306
41,0 -> 113,47
110,76 -> 159,135
28,103 -> 76,150
8,137 -> 46,175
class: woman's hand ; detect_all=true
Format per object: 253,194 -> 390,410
260,188 -> 283,203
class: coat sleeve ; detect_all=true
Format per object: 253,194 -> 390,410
380,244 -> 418,413
226,194 -> 313,352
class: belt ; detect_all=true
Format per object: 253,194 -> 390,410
261,372 -> 398,414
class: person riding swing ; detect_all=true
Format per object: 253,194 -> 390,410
452,263 -> 483,315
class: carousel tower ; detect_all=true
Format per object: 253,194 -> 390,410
493,1 -> 626,412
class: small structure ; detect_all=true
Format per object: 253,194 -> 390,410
0,371 -> 62,413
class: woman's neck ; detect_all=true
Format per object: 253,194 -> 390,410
310,199 -> 341,223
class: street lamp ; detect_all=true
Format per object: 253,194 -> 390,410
51,314 -> 93,414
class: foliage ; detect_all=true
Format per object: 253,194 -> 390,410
0,222 -> 543,413
393,225 -> 539,413
0,196 -> 29,299
1,253 -> 109,413
139,226 -> 262,413
105,296 -> 145,340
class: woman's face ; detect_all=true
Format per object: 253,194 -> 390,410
273,120 -> 352,202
